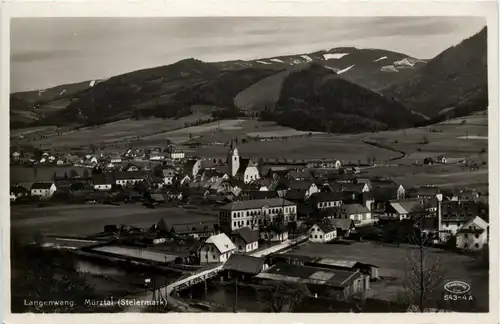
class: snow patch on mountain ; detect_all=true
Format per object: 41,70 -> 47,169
300,55 -> 313,62
270,58 -> 284,63
323,53 -> 349,60
373,56 -> 388,63
337,64 -> 355,74
380,65 -> 399,72
256,60 -> 272,65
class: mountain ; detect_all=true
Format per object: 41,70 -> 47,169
259,63 -> 424,133
11,47 -> 425,129
382,27 -> 487,120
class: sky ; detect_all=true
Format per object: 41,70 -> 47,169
10,17 -> 486,93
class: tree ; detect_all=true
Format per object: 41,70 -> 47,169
262,281 -> 311,312
400,218 -> 446,312
83,169 -> 90,178
69,169 -> 79,179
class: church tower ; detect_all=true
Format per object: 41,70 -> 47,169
228,141 -> 240,177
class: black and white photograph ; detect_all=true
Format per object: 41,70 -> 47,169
4,2 -> 498,318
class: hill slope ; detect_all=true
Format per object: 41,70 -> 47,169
259,63 -> 424,133
382,27 -> 487,120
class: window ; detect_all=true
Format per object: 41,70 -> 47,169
320,235 -> 323,239
247,211 -> 249,216
474,243 -> 479,248
233,222 -> 236,227
464,244 -> 468,249
315,235 -> 318,239
475,234 -> 479,239
310,234 -> 313,238
464,234 -> 468,238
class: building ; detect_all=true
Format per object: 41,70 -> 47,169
260,224 -> 288,242
413,186 -> 443,202
329,219 -> 356,237
199,233 -> 236,263
341,182 -> 370,194
168,147 -> 185,160
455,216 -> 488,250
109,154 -> 122,164
310,192 -> 352,210
183,159 -> 203,178
441,201 -> 479,235
230,227 -> 260,253
114,171 -> 150,186
308,224 -> 337,243
339,204 -> 372,225
223,254 -> 268,281
255,263 -> 367,300
219,198 -> 297,232
30,182 -> 57,198
287,180 -> 319,199
171,222 -> 218,239
162,169 -> 176,185
92,173 -> 114,191
385,200 -> 424,221
228,147 -> 260,183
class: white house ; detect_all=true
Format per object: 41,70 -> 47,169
168,148 -> 185,160
114,171 -> 149,186
456,216 -> 488,251
230,227 -> 260,253
385,200 -> 423,221
219,198 -> 297,232
199,233 -> 236,263
30,182 -> 57,198
339,204 -> 373,225
109,154 -> 122,164
310,192 -> 350,210
228,147 -> 260,184
308,224 -> 337,243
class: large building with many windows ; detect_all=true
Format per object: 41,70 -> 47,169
219,198 -> 297,233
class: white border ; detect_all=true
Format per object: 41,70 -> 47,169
1,1 -> 499,324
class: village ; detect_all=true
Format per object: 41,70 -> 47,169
9,138 -> 490,313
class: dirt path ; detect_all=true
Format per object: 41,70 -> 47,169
362,139 -> 407,163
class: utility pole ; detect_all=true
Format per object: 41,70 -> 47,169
234,277 -> 239,312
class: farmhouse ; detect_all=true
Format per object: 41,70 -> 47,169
30,182 -> 57,198
227,147 -> 260,184
199,233 -> 236,264
183,159 -> 203,178
385,200 -> 423,221
230,227 -> 260,253
219,198 -> 297,232
308,223 -> 337,243
261,224 -> 289,242
455,216 -> 489,251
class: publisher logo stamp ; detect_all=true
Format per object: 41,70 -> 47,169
444,280 -> 473,301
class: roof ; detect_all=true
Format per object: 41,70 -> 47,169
31,182 -> 54,190
150,193 -> 165,202
204,233 -> 236,254
389,200 -> 422,215
310,192 -> 352,203
245,190 -> 278,200
341,203 -> 370,214
285,190 -> 307,200
236,158 -> 253,175
114,171 -> 151,180
231,227 -> 260,244
287,180 -> 315,191
329,219 -> 356,230
456,228 -> 485,234
162,169 -> 176,177
415,186 -> 441,196
256,264 -> 362,288
341,183 -> 366,193
92,173 -> 114,185
183,159 -> 200,173
220,198 -> 296,211
371,186 -> 399,201
442,201 -> 480,221
314,259 -> 357,269
311,223 -> 337,234
172,222 -> 217,235
223,254 -> 265,275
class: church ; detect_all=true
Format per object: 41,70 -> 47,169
227,144 -> 260,184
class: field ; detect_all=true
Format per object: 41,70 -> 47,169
287,241 -> 489,310
10,204 -> 218,243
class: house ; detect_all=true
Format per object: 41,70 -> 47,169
339,204 -> 372,225
183,159 -> 203,178
255,263 -> 367,300
287,170 -> 313,181
171,222 -> 218,238
123,163 -> 141,172
412,186 -> 443,201
162,169 -> 176,185
223,254 -> 268,281
385,200 -> 424,221
114,171 -> 151,186
10,184 -> 29,201
341,182 -> 370,193
260,224 -> 288,242
199,233 -> 236,263
167,147 -> 185,160
308,223 -> 337,243
12,151 -> 20,160
284,189 -> 308,204
329,219 -> 356,237
149,151 -> 166,161
30,182 -> 57,198
455,216 -> 488,251
230,227 -> 260,253
109,153 -> 122,164
287,180 -> 319,199
310,192 -> 354,210
228,147 -> 260,183
92,173 -> 114,191
239,190 -> 278,201
441,201 -> 479,235
219,198 -> 297,232
437,156 -> 447,164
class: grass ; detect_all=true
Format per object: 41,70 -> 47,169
287,241 -> 489,310
11,205 -> 218,242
